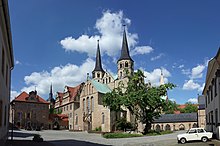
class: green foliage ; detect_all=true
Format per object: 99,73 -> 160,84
49,108 -> 54,114
103,133 -> 142,138
146,130 -> 173,136
53,108 -> 62,114
103,69 -> 176,135
95,126 -> 102,131
179,102 -> 198,113
116,118 -> 134,131
163,100 -> 179,114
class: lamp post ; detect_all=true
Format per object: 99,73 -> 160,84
11,102 -> 15,141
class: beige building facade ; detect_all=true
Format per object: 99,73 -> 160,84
0,0 -> 14,145
54,84 -> 83,130
203,48 -> 220,139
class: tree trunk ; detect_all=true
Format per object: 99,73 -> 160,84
143,121 -> 151,135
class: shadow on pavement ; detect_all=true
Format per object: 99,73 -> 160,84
6,140 -> 54,146
49,139 -> 111,146
8,131 -> 36,138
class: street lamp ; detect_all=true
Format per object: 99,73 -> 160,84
11,101 -> 15,141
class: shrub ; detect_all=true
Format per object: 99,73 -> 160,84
95,126 -> 102,131
103,133 -> 142,138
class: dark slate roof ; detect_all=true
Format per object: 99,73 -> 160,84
198,104 -> 205,110
117,29 -> 133,62
92,41 -> 104,73
153,113 -> 197,123
47,84 -> 55,103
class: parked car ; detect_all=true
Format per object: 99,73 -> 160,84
177,128 -> 213,144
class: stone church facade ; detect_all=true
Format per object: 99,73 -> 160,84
74,29 -> 134,132
53,29 -> 135,132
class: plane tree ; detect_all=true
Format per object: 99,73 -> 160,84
103,69 -> 176,134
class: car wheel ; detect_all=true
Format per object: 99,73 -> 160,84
180,138 -> 186,144
201,137 -> 208,142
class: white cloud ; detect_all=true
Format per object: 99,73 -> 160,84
10,90 -> 19,101
187,98 -> 198,104
191,64 -> 205,79
169,98 -> 176,102
198,83 -> 205,92
150,53 -> 164,61
143,68 -> 171,86
182,79 -> 201,91
131,46 -> 153,56
15,60 -> 21,65
60,10 -> 151,58
178,64 -> 184,69
15,58 -> 95,98
181,69 -> 190,75
60,10 -> 134,57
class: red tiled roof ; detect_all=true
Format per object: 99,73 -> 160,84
66,84 -> 81,100
13,91 -> 49,104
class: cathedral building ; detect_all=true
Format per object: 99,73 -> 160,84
73,28 -> 134,132
52,28 -> 135,132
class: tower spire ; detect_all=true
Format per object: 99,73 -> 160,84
92,40 -> 104,73
160,69 -> 164,85
118,25 -> 133,62
92,40 -> 105,79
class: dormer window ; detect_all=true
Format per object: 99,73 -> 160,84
97,73 -> 100,78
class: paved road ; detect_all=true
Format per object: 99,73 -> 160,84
9,129 -> 220,146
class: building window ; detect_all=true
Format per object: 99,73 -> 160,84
210,86 -> 213,101
215,78 -> 217,96
125,62 -> 128,67
103,79 -> 104,83
4,105 -> 6,126
75,114 -> 78,125
97,73 -> 100,78
70,104 -> 72,110
1,48 -> 5,76
70,113 -> 72,118
102,113 -> 105,124
109,77 -> 111,83
207,90 -> 210,104
205,94 -> 208,108
106,78 -> 108,84
67,105 -> 68,111
87,97 -> 90,112
120,72 -> 122,79
215,109 -> 218,127
83,99 -> 86,112
91,97 -> 94,112
120,63 -> 122,69
6,64 -> 8,86
27,113 -> 31,119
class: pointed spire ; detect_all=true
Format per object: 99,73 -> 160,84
92,40 -> 104,73
47,83 -> 55,103
118,25 -> 133,62
160,69 -> 164,85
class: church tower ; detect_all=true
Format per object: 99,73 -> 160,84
117,27 -> 134,79
160,70 -> 168,101
47,83 -> 55,109
92,40 -> 105,80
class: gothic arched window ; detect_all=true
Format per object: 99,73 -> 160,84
125,62 -> 128,67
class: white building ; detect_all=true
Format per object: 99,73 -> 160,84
0,0 -> 14,145
203,48 -> 220,139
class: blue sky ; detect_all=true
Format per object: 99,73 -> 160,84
9,0 -> 220,104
